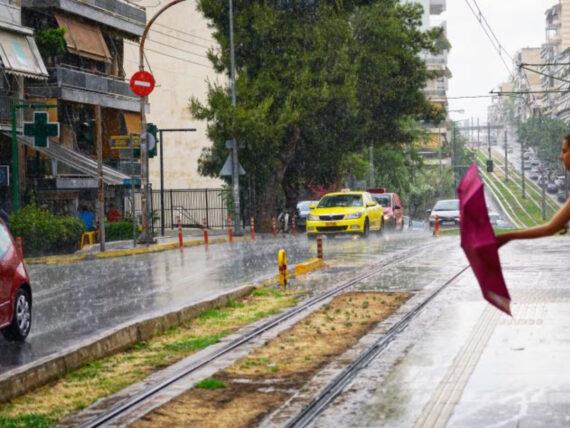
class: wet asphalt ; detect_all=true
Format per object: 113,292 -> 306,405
312,237 -> 570,427
0,228 -> 432,375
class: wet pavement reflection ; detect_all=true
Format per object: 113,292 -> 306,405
0,230 -> 432,375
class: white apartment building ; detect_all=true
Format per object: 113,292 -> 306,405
123,1 -> 223,190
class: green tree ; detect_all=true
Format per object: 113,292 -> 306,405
192,0 -> 444,228
517,116 -> 569,171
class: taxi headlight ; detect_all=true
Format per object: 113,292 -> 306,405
308,214 -> 319,221
347,212 -> 363,220
383,214 -> 390,220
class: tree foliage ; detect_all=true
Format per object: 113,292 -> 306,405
192,0 -> 446,227
517,117 -> 569,170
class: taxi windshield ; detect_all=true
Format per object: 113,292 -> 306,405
318,195 -> 363,208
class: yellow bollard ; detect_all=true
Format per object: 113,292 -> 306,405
278,249 -> 288,289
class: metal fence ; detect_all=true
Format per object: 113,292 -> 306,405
151,189 -> 229,230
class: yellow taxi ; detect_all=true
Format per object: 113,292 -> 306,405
306,191 -> 384,238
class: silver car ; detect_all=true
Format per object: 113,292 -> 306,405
428,199 -> 460,228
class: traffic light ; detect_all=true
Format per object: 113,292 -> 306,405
486,159 -> 494,173
147,123 -> 158,158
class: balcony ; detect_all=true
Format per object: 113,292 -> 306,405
0,95 -> 19,130
26,65 -> 139,112
21,0 -> 146,37
430,0 -> 446,15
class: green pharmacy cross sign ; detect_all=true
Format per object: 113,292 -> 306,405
23,112 -> 60,148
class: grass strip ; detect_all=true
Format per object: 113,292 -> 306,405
0,288 -> 301,428
132,292 -> 411,428
475,153 -> 539,227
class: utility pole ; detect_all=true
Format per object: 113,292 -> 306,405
541,166 -> 547,220
368,144 -> 374,187
95,105 -> 105,252
487,121 -> 491,160
519,118 -> 526,199
504,128 -> 508,182
229,0 -> 242,234
477,118 -> 481,149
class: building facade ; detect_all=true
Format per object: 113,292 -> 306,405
1,0 -> 147,215
123,1 -> 223,191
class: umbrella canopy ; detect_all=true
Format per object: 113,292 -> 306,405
457,163 -> 511,315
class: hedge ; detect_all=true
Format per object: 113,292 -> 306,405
105,221 -> 136,242
9,205 -> 85,257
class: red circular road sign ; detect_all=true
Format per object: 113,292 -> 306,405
130,71 -> 156,97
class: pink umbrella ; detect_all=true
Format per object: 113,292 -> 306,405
457,163 -> 511,315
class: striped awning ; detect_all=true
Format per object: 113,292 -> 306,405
0,27 -> 48,79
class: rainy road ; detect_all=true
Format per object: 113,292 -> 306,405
311,238 -> 570,427
0,229 -> 432,375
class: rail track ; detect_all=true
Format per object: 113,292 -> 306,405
284,265 -> 470,428
80,240 -> 441,428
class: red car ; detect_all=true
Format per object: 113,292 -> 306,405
368,189 -> 405,231
0,220 -> 32,341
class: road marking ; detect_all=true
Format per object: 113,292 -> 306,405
414,307 -> 501,428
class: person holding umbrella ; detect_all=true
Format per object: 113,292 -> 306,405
497,135 -> 570,246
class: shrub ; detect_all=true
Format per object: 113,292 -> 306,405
9,205 -> 85,256
105,221 -> 135,242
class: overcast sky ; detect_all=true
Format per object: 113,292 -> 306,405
443,0 -> 558,123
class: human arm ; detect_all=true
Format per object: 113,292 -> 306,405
497,198 -> 570,246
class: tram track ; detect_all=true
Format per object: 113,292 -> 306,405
80,240 -> 441,428
284,265 -> 470,428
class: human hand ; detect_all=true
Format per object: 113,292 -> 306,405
496,234 -> 511,248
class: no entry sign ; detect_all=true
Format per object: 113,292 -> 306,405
130,71 -> 156,97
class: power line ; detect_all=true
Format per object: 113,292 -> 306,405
519,65 -> 570,85
153,22 -> 216,44
150,27 -> 213,51
463,0 -> 514,79
145,37 -> 211,61
125,41 -> 212,69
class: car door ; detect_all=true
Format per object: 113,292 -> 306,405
0,223 -> 14,327
365,193 -> 381,229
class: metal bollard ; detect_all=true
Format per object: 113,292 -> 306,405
250,217 -> 255,241
227,217 -> 234,243
178,216 -> 184,250
203,217 -> 209,245
316,236 -> 323,259
15,237 -> 23,259
433,215 -> 440,238
272,217 -> 277,238
278,248 -> 288,288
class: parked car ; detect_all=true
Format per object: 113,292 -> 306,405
547,182 -> 558,194
306,191 -> 384,238
368,188 -> 405,231
296,200 -> 318,230
0,220 -> 32,341
558,190 -> 567,203
530,168 -> 539,180
428,199 -> 460,228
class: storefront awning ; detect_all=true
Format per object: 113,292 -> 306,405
0,29 -> 48,79
54,13 -> 111,63
123,111 -> 142,135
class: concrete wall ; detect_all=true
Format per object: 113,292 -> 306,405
124,1 -> 223,190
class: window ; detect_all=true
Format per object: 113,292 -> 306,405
0,224 -> 13,259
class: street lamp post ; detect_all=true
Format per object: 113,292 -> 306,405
138,0 -> 187,245
228,0 -> 242,234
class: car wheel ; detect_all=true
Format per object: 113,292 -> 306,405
2,288 -> 32,342
378,219 -> 384,235
362,219 -> 370,238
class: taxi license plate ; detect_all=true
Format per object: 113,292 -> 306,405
326,222 -> 337,226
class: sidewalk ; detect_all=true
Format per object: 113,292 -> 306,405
315,237 -> 570,427
26,228 -> 249,265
